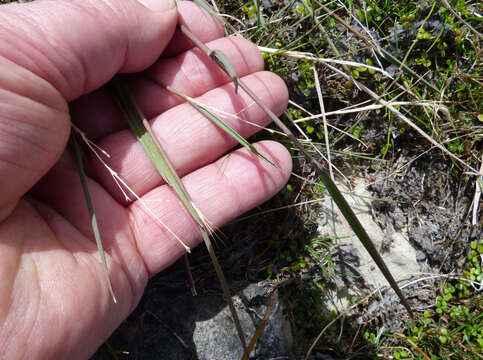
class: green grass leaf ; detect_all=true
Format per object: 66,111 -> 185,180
71,132 -> 117,303
210,50 -> 239,93
190,101 -> 277,168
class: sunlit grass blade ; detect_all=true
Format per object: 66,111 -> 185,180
192,101 -> 277,167
315,160 -> 413,318
108,76 -> 248,353
71,132 -> 117,303
158,82 -> 276,168
236,74 -> 414,316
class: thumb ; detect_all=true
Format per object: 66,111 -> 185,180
0,0 -> 178,218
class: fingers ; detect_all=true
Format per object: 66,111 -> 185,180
132,35 -> 264,119
0,0 -> 178,216
128,140 -> 292,275
90,71 -> 289,203
72,35 -> 264,139
0,0 -> 178,101
32,139 -> 291,298
0,56 -> 70,218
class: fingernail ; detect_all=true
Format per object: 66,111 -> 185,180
136,0 -> 176,11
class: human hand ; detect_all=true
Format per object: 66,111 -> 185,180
0,0 -> 291,358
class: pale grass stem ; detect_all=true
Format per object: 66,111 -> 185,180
71,124 -> 191,252
312,65 -> 334,181
258,46 -> 394,78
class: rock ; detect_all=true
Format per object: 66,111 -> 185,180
92,281 -> 293,360
315,177 -> 421,309
193,283 -> 293,360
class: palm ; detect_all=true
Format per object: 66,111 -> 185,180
0,1 -> 291,359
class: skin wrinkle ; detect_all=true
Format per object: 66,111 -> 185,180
26,16 -> 80,100
0,94 -> 67,156
0,11 -> 73,99
173,52 -> 197,97
0,123 -> 57,182
0,218 -> 23,342
128,185 -> 199,275
1,214 -> 41,358
0,0 -> 132,101
210,160 -> 243,219
99,0 -> 131,78
186,48 -> 225,89
0,150 -> 36,174
0,255 -> 17,326
50,0 -> 125,98
0,55 -> 67,113
32,180 -> 145,312
22,255 -> 41,360
48,0 -> 119,99
61,33 -> 89,100
127,207 -> 158,276
0,90 -> 66,133
226,36 -> 260,75
179,4 -> 221,44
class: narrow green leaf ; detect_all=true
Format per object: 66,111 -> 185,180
190,101 -> 277,168
317,165 -> 413,317
210,50 -> 239,93
155,81 -> 277,169
238,76 -> 414,318
71,133 -> 117,303
108,78 -> 197,226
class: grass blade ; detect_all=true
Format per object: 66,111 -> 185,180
158,82 -> 276,168
108,76 -> 248,353
210,50 -> 239,93
242,74 -> 414,317
71,132 -> 117,303
192,102 -> 276,167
